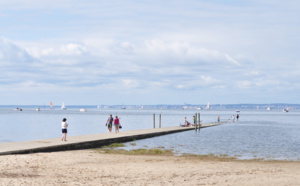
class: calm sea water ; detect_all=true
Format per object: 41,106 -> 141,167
0,107 -> 299,160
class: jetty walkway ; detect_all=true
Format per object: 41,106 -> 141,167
0,123 -> 220,155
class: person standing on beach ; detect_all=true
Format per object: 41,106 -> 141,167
61,118 -> 68,141
106,114 -> 114,133
217,116 -> 220,122
114,116 -> 120,133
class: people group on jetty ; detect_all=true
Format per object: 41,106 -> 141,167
181,113 -> 240,127
231,114 -> 240,122
60,114 -> 122,142
106,114 -> 122,133
181,116 -> 200,127
61,112 -> 239,141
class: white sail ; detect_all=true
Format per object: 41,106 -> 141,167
206,102 -> 210,110
61,102 -> 66,110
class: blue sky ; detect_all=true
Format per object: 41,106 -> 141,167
0,0 -> 299,105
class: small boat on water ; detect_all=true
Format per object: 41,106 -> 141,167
283,108 -> 290,112
36,108 -> 41,111
267,106 -> 271,110
14,108 -> 22,111
79,108 -> 87,112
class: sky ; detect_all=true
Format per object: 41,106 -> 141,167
0,0 -> 299,105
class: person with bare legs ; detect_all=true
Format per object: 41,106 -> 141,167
106,114 -> 113,133
61,118 -> 68,141
114,116 -> 120,133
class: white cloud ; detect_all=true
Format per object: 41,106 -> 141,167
244,71 -> 262,77
0,37 -> 33,65
0,0 -> 300,104
121,78 -> 140,89
60,43 -> 87,56
138,39 -> 240,67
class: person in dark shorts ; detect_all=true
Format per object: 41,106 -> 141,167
193,116 -> 196,126
236,114 -> 240,121
61,118 -> 68,141
106,114 -> 114,133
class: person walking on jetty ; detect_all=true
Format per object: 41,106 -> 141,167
106,114 -> 114,133
61,118 -> 68,141
114,116 -> 120,133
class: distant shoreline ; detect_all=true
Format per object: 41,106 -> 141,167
1,103 -> 300,110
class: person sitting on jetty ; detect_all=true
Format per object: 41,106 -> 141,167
181,117 -> 191,127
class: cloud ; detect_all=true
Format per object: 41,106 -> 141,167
0,0 -> 300,104
0,37 -> 34,65
121,78 -> 140,89
0,35 -> 294,95
138,39 -> 241,67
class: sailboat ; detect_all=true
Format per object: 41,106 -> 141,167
283,108 -> 290,112
79,108 -> 87,112
206,102 -> 210,110
61,102 -> 67,110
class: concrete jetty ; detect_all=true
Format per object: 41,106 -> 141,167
0,123 -> 219,155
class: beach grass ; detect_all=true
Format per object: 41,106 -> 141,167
95,143 -> 300,162
101,143 -> 125,148
95,148 -> 174,156
95,143 -> 174,156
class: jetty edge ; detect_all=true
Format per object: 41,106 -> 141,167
0,123 -> 220,155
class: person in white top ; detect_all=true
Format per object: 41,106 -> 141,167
61,118 -> 68,141
231,115 -> 235,122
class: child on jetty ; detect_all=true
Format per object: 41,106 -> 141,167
61,118 -> 68,141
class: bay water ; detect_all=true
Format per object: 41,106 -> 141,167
0,107 -> 299,160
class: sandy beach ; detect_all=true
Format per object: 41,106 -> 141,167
0,150 -> 299,186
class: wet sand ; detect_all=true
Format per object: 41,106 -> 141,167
0,149 -> 299,186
